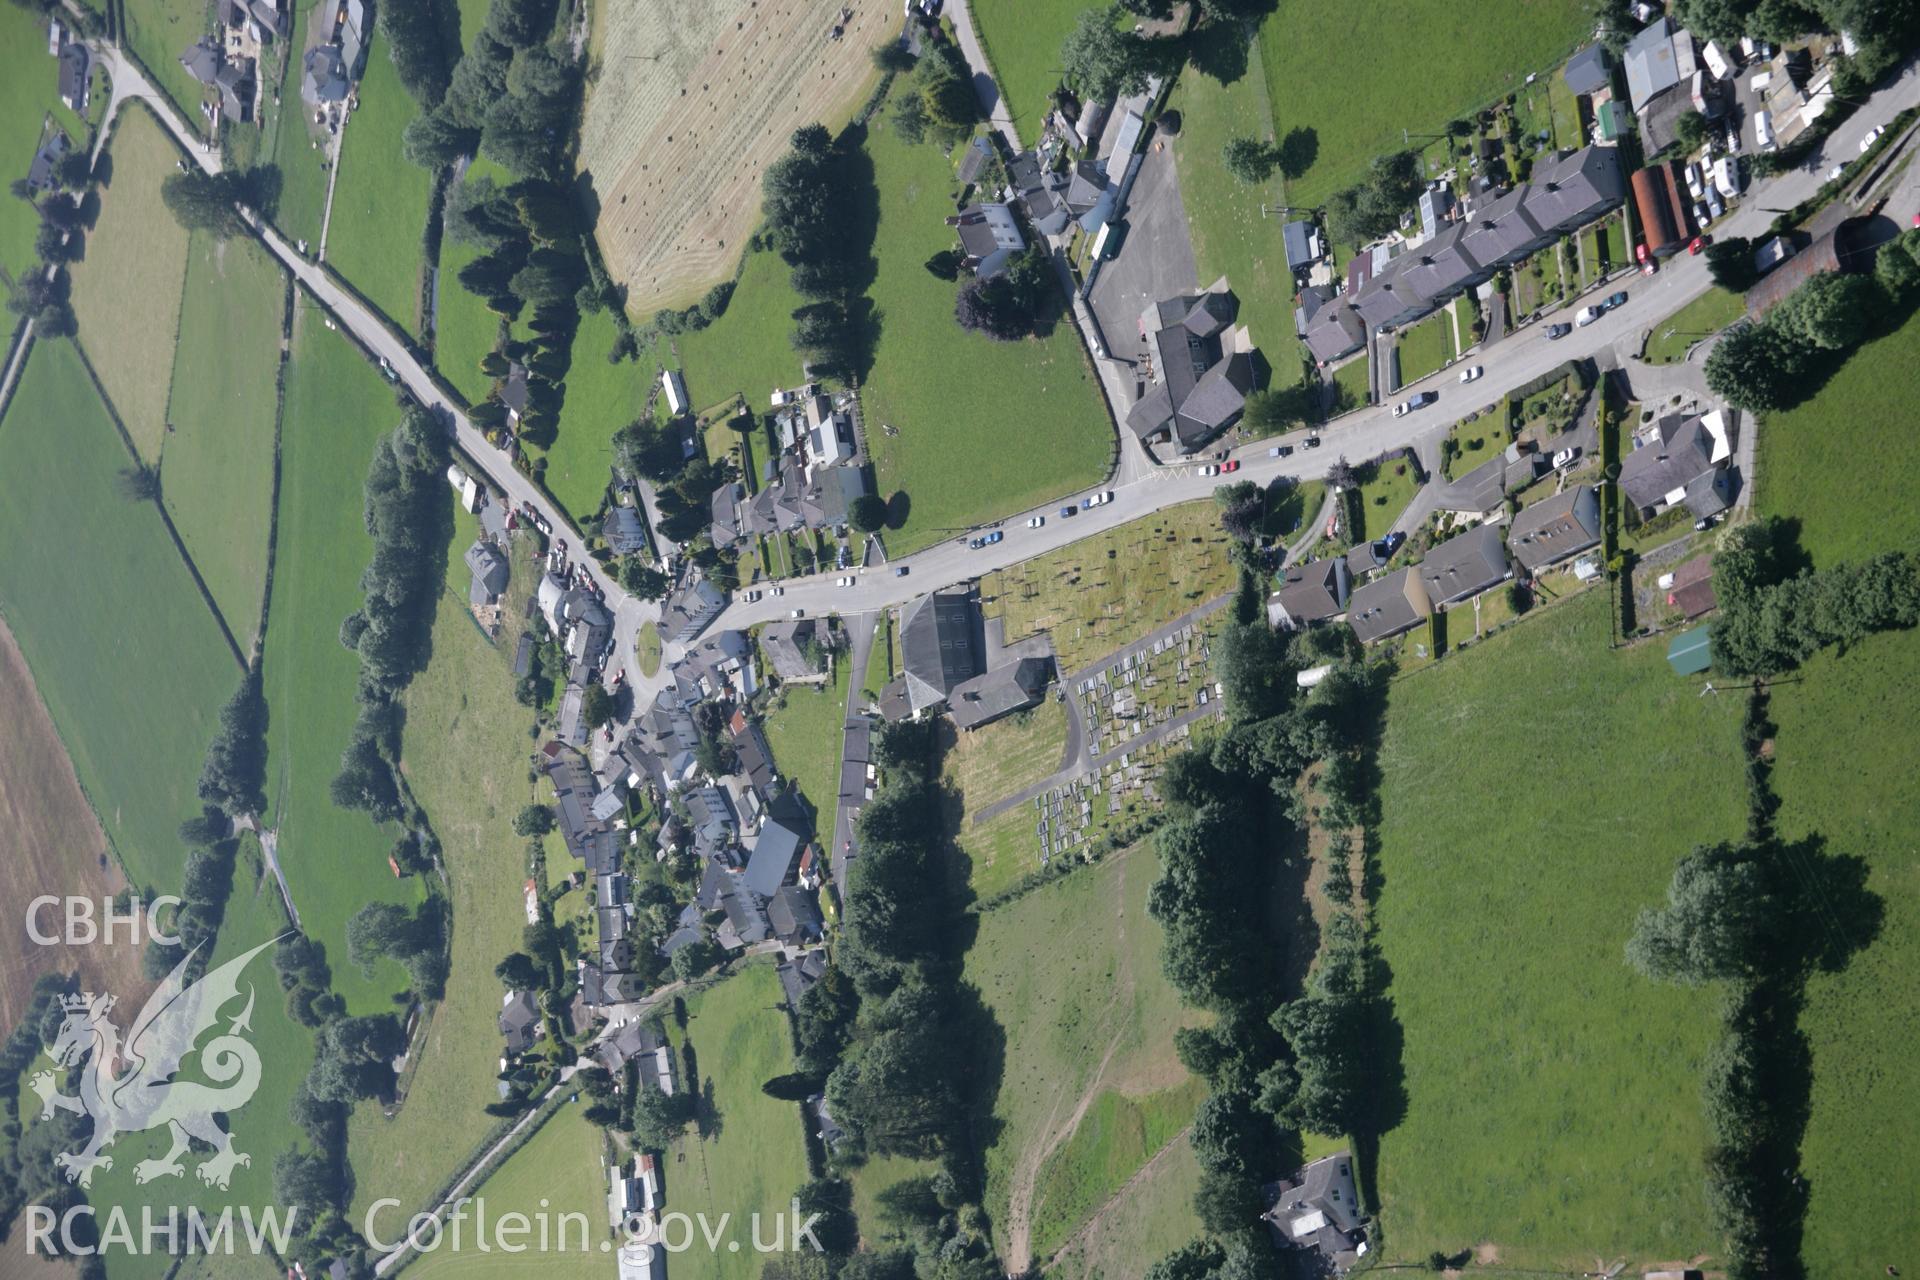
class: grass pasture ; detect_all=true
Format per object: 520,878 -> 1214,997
0,339 -> 239,891
398,1105 -> 613,1280
261,0 -> 334,249
262,311 -> 425,1013
967,0 -> 1099,143
761,658 -> 849,833
578,0 -> 888,315
1256,0 -> 1590,213
325,38 -> 434,332
348,518 -> 545,1223
70,105 -> 192,462
673,245 -> 807,411
967,847 -> 1206,1271
0,5 -> 102,288
861,116 -> 1113,554
162,231 -> 287,640
1045,1130 -> 1204,1280
121,0 -> 216,129
982,501 -> 1237,673
664,962 -> 813,1280
1370,592 -> 1743,1266
537,307 -> 646,523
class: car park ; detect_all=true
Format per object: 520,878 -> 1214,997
1459,365 -> 1484,383
1546,322 -> 1572,339
1684,162 -> 1704,198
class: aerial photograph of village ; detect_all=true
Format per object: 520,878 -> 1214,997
0,0 -> 1916,1278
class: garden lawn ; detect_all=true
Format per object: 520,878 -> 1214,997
862,113 -> 1112,554
1756,306 -> 1920,565
162,231 -> 287,641
1766,627 -> 1920,1277
70,105 -> 192,462
1371,592 -> 1743,1266
399,1105 -> 613,1280
326,37 -> 434,332
961,0 -> 1095,145
1257,0 -> 1589,211
1392,307 -> 1454,387
261,0 -> 335,249
0,5 -> 102,288
664,961 -> 813,1280
0,338 -> 239,891
761,657 -> 848,833
981,501 -> 1237,674
674,244 -> 807,410
262,310 -> 426,1014
538,306 -> 647,523
348,517 -> 548,1222
1644,287 -> 1744,364
1330,354 -> 1370,414
967,846 -> 1206,1266
1346,456 -> 1419,543
122,0 -> 215,128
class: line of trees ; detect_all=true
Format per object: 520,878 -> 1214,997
346,899 -> 450,1000
377,0 -> 458,109
401,0 -> 583,181
761,124 -> 872,379
1710,516 -> 1920,676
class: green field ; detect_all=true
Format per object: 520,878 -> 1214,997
326,36 -> 434,331
1257,0 -> 1589,211
1046,1130 -> 1204,1280
348,518 -> 545,1222
162,232 -> 287,641
538,306 -> 646,523
1766,628 -> 1920,1277
967,847 -> 1206,1268
761,657 -> 849,833
122,0 -> 216,130
1370,593 -> 1742,1265
262,310 -> 425,1012
664,962 -> 814,1280
1756,305 -> 1920,566
0,5 -> 101,288
1644,286 -> 1744,364
261,0 -> 334,250
70,106 -> 192,462
967,0 -> 1099,144
674,244 -> 807,412
861,108 -> 1113,554
0,338 -> 239,890
398,1105 -> 613,1280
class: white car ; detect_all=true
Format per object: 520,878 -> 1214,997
1827,165 -> 1845,183
836,575 -> 855,587
1860,124 -> 1886,155
1084,491 -> 1114,507
743,589 -> 762,602
771,585 -> 785,596
1200,463 -> 1220,476
1458,365 -> 1484,383
1551,446 -> 1579,469
1575,305 -> 1604,327
1753,109 -> 1776,152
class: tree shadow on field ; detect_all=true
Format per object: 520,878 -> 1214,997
1276,126 -> 1318,181
828,125 -> 883,382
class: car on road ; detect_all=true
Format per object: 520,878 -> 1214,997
1688,235 -> 1708,254
1827,164 -> 1846,184
1459,365 -> 1484,383
790,608 -> 805,618
743,589 -> 762,602
1551,446 -> 1580,469
893,565 -> 909,577
1200,463 -> 1220,476
836,575 -> 855,586
1605,290 -> 1629,310
771,585 -> 785,596
1222,459 -> 1239,473
1575,305 -> 1604,327
1393,391 -> 1438,417
1303,435 -> 1321,449
1027,515 -> 1045,527
1860,124 -> 1886,154
1546,322 -> 1573,339
1269,444 -> 1293,457
986,529 -> 1003,544
1084,491 -> 1114,507
1059,504 -> 1078,517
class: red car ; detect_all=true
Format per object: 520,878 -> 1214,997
1687,236 -> 1705,255
1635,242 -> 1650,265
1222,459 -> 1240,473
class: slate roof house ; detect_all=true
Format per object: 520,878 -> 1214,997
302,43 -> 349,101
1125,278 -> 1257,454
603,505 -> 648,555
710,481 -> 745,546
1304,299 -> 1367,364
1415,523 -> 1511,606
950,203 -> 1025,277
1563,42 -> 1612,96
948,655 -> 1052,731
465,540 -> 509,607
1619,410 -> 1734,520
760,618 -> 827,684
1519,145 -> 1629,237
899,590 -> 984,714
499,990 -> 541,1054
767,885 -> 824,946
1507,485 -> 1601,574
58,42 -> 90,114
661,579 -> 726,644
776,950 -> 829,1007
1261,1152 -> 1368,1272
1346,568 -> 1432,644
1272,558 -> 1351,630
182,38 -> 222,84
743,812 -> 805,900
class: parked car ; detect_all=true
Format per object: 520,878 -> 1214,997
1684,162 -> 1704,198
1688,235 -> 1708,255
1303,435 -> 1321,449
771,585 -> 785,596
1605,290 -> 1629,309
985,530 -> 1003,544
1269,444 -> 1293,457
1027,515 -> 1045,527
1086,490 -> 1114,506
1692,199 -> 1711,227
1546,322 -> 1573,339
836,575 -> 855,586
1575,305 -> 1604,327
1222,459 -> 1239,473
743,589 -> 762,602
1551,446 -> 1579,468
1860,124 -> 1886,154
1459,365 -> 1484,383
790,608 -> 805,618
1706,187 -> 1726,220
1059,504 -> 1078,517
1394,391 -> 1438,417
1827,164 -> 1846,183
1200,463 -> 1220,476
968,536 -> 984,548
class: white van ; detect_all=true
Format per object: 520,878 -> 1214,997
1575,305 -> 1604,327
1753,109 -> 1776,151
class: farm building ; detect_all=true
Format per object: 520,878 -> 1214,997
661,368 -> 688,416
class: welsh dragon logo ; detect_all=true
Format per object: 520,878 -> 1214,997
29,938 -> 277,1190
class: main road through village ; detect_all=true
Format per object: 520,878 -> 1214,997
73,31 -> 1920,708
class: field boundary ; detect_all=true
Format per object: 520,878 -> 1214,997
249,266 -> 297,656
67,334 -> 248,669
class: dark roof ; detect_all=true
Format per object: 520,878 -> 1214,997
719,891 -> 769,946
603,506 -> 647,554
1746,218 -> 1871,317
499,990 -> 540,1053
1304,300 -> 1366,363
465,540 -> 510,596
899,590 -> 982,713
1126,282 -> 1251,450
1519,146 -> 1626,235
500,362 -> 530,415
1274,558 -> 1351,627
1668,556 -> 1718,618
1417,523 -> 1510,606
181,38 -> 221,84
767,885 -> 823,943
1459,187 -> 1551,267
1620,412 -> 1724,513
948,656 -> 1051,730
1563,43 -> 1612,96
1263,1152 -> 1366,1268
1394,224 -> 1487,305
1507,486 -> 1601,573
743,816 -> 803,899
1282,220 -> 1321,270
1346,568 -> 1430,644
1350,264 -> 1426,329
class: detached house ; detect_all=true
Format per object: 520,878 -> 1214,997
950,203 -> 1025,277
1262,1153 -> 1368,1272
1619,410 -> 1735,521
1272,558 -> 1351,630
